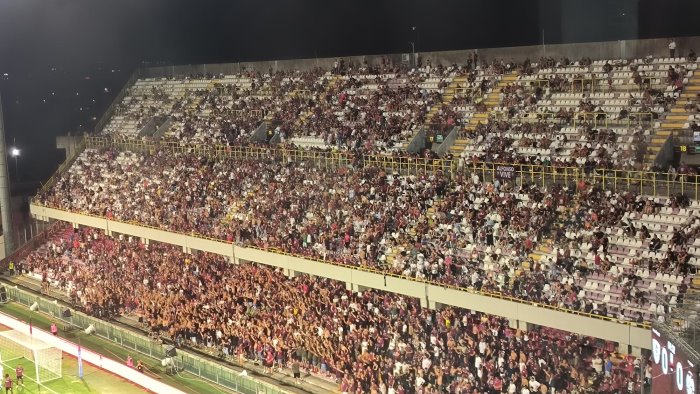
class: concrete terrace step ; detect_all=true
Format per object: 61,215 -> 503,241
661,122 -> 688,128
666,114 -> 690,121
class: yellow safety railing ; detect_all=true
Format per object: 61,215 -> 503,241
458,161 -> 699,199
80,135 -> 700,199
489,111 -> 655,128
526,74 -> 650,93
454,86 -> 478,95
37,138 -> 88,196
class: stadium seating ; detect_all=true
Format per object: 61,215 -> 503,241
17,225 -> 642,393
451,57 -> 700,168
25,52 -> 700,394
36,144 -> 699,324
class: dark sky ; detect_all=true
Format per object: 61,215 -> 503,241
1,0 -> 700,184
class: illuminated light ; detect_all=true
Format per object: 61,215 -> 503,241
10,148 -> 20,157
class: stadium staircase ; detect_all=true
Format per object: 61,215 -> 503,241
522,239 -> 554,272
448,71 -> 518,156
645,72 -> 700,164
690,277 -> 700,296
380,201 -> 440,270
423,75 -> 470,123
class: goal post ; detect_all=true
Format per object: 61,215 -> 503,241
0,330 -> 62,384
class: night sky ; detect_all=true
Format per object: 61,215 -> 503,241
1,0 -> 700,185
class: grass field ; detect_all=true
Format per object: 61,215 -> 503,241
0,333 -> 148,394
0,355 -> 140,394
0,302 -> 240,394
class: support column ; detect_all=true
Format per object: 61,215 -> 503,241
517,320 -> 534,331
630,346 -> 642,357
618,343 -> 631,355
420,297 -> 437,310
0,94 -> 13,256
508,319 -> 519,330
345,283 -> 368,293
285,269 -> 299,279
182,245 -> 191,254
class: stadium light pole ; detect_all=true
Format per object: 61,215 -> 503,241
409,26 -> 418,68
0,93 -> 14,256
10,147 -> 19,182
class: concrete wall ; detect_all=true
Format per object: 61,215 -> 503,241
55,136 -> 82,162
139,36 -> 700,79
30,204 -> 651,351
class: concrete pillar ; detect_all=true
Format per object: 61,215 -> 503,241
618,343 -> 631,355
140,237 -> 149,245
630,346 -> 642,357
72,223 -> 79,230
518,320 -> 534,331
345,283 -> 367,293
508,319 -> 519,330
285,269 -> 298,279
419,297 -> 437,310
182,245 -> 191,254
229,256 -> 239,265
0,94 -> 13,256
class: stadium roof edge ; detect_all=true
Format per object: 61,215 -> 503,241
139,35 -> 700,79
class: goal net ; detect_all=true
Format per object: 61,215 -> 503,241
0,330 -> 62,384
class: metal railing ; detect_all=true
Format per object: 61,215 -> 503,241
490,111 -> 655,129
78,135 -> 700,198
0,220 -> 61,271
37,137 -> 87,197
3,285 -> 288,394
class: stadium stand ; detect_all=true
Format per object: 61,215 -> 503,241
19,42 -> 700,393
452,57 -> 700,169
35,141 -> 699,324
16,225 -> 643,393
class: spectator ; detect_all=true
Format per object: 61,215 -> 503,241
669,39 -> 677,58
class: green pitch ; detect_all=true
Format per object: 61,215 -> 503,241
0,302 -> 239,394
0,355 -> 144,394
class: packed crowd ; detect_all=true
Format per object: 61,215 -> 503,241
37,146 -> 699,323
105,58 -> 476,153
449,53 -> 699,168
20,226 -> 643,393
460,119 -> 648,170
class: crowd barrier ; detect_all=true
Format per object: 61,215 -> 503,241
490,111 -> 655,128
27,205 -> 652,350
4,285 -> 288,394
0,307 -> 184,394
75,136 -> 699,198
